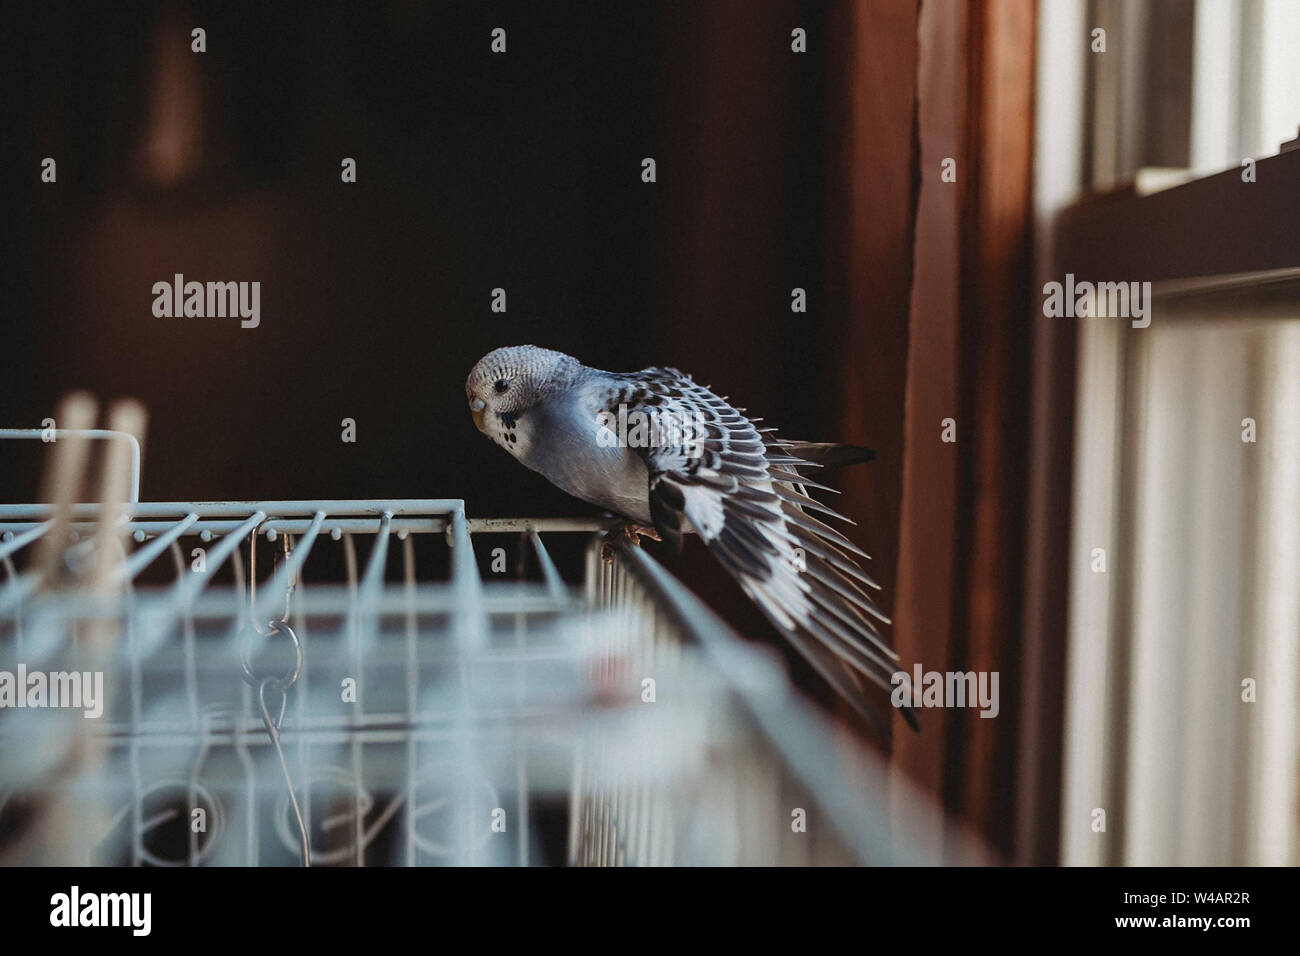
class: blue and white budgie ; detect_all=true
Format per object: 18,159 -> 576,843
466,344 -> 916,729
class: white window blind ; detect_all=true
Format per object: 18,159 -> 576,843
1062,280 -> 1299,865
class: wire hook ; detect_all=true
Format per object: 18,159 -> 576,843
248,529 -> 295,635
257,676 -> 310,867
240,619 -> 302,699
243,527 -> 309,866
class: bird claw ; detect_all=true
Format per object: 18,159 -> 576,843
601,522 -> 661,564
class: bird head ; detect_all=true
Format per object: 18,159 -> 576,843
465,345 -> 580,455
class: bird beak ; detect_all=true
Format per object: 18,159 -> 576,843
469,397 -> 486,433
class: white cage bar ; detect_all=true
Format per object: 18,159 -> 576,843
1,431 -> 965,866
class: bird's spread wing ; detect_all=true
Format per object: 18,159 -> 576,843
610,368 -> 915,730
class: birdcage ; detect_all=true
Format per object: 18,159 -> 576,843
0,419 -> 967,866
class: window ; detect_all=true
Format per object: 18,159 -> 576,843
1042,0 -> 1299,865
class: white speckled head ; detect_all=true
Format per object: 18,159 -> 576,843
465,345 -> 581,455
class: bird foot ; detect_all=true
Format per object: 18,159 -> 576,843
601,522 -> 661,564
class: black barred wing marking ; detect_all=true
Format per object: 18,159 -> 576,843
616,368 -> 914,729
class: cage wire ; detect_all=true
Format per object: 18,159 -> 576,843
0,420 -> 963,866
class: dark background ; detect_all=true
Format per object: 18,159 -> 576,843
2,2 -> 902,723
2,1 -> 843,506
1,1 -> 1067,863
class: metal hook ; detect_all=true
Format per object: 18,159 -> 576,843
257,676 -> 310,867
240,619 -> 302,694
240,533 -> 309,867
248,529 -> 296,636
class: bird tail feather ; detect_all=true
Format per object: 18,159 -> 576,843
776,442 -> 876,469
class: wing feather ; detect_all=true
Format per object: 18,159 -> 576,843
613,368 -> 917,730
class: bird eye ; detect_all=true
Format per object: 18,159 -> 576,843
494,379 -> 510,394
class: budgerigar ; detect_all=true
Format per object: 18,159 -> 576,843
466,345 -> 916,729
